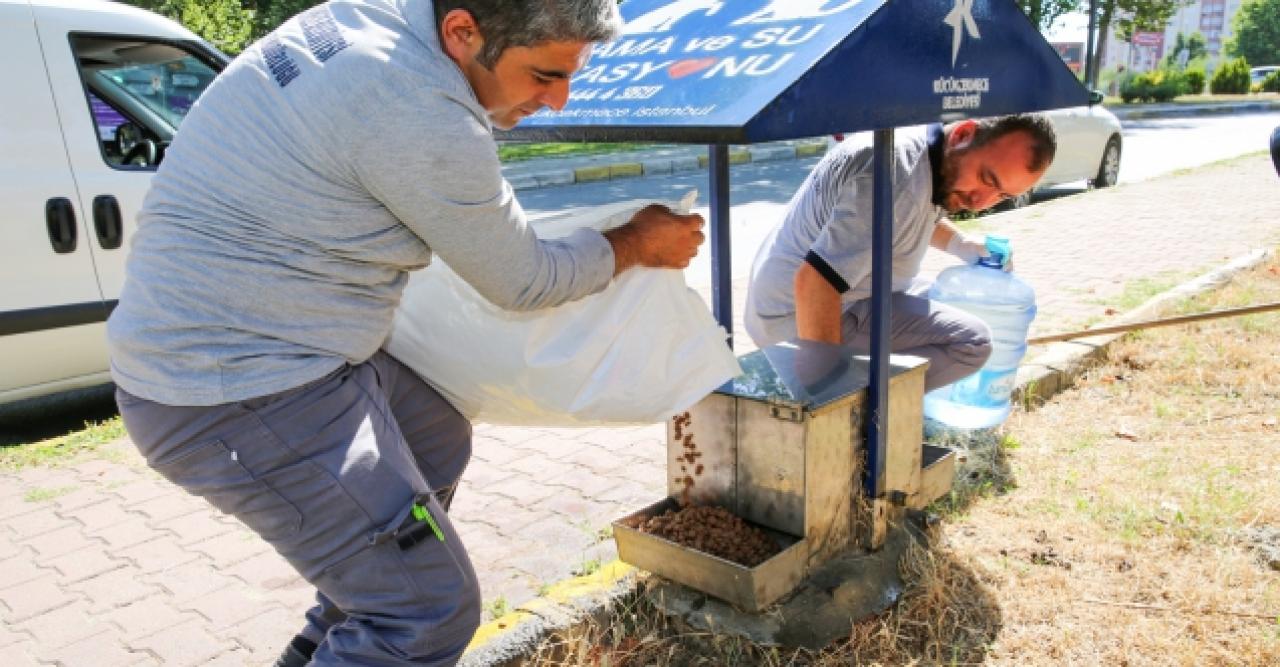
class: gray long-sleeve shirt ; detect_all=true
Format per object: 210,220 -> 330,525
107,0 -> 615,406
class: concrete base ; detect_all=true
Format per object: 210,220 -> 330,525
647,517 -> 926,650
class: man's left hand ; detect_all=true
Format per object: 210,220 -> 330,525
604,205 -> 705,275
946,233 -> 1014,272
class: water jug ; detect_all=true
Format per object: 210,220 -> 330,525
923,236 -> 1036,429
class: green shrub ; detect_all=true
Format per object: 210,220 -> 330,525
1148,69 -> 1187,101
1119,72 -> 1153,103
1118,70 -> 1188,102
1209,57 -> 1251,94
1264,71 -> 1280,93
1184,66 -> 1206,94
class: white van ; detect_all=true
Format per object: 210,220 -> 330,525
1,0 -> 226,405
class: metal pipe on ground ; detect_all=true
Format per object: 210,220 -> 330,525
1026,301 -> 1280,346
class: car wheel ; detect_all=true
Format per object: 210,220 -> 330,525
1092,136 -> 1121,188
999,189 -> 1034,211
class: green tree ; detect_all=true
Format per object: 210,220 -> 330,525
1018,0 -> 1082,31
1088,0 -> 1189,87
244,1 -> 326,40
1226,0 -> 1280,67
1163,31 -> 1207,68
124,1 -> 328,53
124,0 -> 253,54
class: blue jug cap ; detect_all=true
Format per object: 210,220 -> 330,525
980,235 -> 1010,269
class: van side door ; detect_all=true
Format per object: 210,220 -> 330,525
31,4 -> 223,311
0,1 -> 110,400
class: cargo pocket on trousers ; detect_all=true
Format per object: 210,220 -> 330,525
314,501 -> 423,613
151,438 -> 303,543
315,498 -> 476,639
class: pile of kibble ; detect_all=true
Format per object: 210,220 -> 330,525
637,505 -> 781,567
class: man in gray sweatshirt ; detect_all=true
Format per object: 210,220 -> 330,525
106,1 -> 704,664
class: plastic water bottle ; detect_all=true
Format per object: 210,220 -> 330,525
923,236 -> 1037,429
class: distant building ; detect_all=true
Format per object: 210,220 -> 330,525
1100,0 -> 1245,73
1052,41 -> 1085,72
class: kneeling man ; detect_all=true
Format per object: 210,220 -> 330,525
745,115 -> 1056,390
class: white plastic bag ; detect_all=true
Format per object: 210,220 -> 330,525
384,192 -> 740,427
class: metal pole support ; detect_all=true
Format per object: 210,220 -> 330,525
864,128 -> 893,502
709,144 -> 733,347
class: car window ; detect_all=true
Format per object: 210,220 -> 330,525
70,35 -> 221,169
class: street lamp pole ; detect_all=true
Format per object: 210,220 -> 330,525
1085,0 -> 1098,89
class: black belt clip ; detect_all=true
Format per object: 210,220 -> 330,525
394,494 -> 446,551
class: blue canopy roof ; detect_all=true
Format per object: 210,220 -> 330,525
503,0 -> 1090,143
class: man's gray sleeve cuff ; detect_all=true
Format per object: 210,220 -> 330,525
566,227 -> 617,295
805,250 -> 849,293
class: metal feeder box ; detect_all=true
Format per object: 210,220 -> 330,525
613,341 -> 956,611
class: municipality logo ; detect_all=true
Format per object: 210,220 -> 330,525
944,0 -> 981,67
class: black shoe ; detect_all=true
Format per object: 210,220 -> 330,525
273,636 -> 317,667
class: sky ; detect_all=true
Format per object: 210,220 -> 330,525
1044,11 -> 1090,44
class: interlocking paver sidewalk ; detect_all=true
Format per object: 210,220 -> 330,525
1,153 -> 1277,666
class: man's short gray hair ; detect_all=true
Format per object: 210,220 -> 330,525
433,0 -> 622,68
970,113 -> 1058,173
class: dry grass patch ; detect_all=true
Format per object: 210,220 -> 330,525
522,256 -> 1280,666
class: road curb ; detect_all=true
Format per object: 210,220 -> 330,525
459,561 -> 638,667
1107,99 -> 1280,121
460,247 -> 1275,666
1015,247 -> 1274,408
507,140 -> 829,191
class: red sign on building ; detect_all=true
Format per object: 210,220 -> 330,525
1051,41 -> 1084,72
1131,31 -> 1164,48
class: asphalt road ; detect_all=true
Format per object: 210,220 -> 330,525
518,110 -> 1280,213
1116,111 -> 1280,183
517,110 -> 1280,288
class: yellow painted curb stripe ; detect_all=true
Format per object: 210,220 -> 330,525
609,162 -> 643,178
573,165 -> 611,182
695,151 -> 752,167
795,142 -> 826,157
465,560 -> 637,651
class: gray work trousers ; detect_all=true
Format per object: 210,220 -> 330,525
116,351 -> 481,665
841,288 -> 992,391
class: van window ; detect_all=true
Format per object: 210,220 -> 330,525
71,35 -> 221,169
89,91 -> 129,141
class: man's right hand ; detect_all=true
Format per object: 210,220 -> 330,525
604,204 -> 706,276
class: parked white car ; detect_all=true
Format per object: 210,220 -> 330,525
1004,91 -> 1123,209
1,0 -> 225,405
824,92 -> 1123,210
1251,66 -> 1279,88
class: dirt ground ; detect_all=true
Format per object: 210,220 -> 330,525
523,252 -> 1280,666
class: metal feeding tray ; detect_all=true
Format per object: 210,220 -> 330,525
611,341 -> 950,612
613,497 -> 809,612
